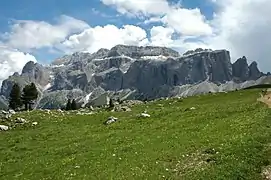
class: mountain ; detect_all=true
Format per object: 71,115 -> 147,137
0,45 -> 270,109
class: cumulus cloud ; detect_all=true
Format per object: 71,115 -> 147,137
206,0 -> 271,71
3,15 -> 89,51
101,0 -> 170,16
101,0 -> 212,37
0,45 -> 37,83
150,26 -> 174,46
61,24 -> 149,53
162,8 -> 213,36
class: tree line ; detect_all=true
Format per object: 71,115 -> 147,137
65,99 -> 77,111
9,83 -> 38,111
9,82 -> 79,111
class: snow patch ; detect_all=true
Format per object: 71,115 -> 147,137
92,55 -> 134,61
51,64 -> 65,68
43,83 -> 52,91
82,92 -> 93,107
85,92 -> 93,102
141,55 -> 170,60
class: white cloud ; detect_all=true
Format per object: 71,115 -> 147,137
162,8 -> 213,36
61,24 -> 149,53
101,0 -> 170,16
150,26 -> 174,46
101,0 -> 212,37
3,15 -> 89,51
206,0 -> 271,72
0,45 -> 37,83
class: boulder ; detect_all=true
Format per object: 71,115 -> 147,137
89,93 -> 110,107
113,106 -> 132,112
8,109 -> 16,115
32,122 -> 38,126
104,116 -> 118,125
0,125 -> 9,131
15,117 -> 27,124
139,113 -> 151,118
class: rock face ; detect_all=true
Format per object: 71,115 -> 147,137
0,45 -> 269,109
232,56 -> 262,81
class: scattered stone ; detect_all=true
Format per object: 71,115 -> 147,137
57,109 -> 63,113
45,109 -> 51,114
140,113 -> 151,118
104,116 -> 118,125
122,100 -> 143,107
0,125 -> 8,131
8,109 -> 16,115
1,110 -> 8,115
32,122 -> 38,126
185,107 -> 196,111
5,114 -> 12,119
113,105 -> 132,112
121,106 -> 131,112
76,111 -> 94,115
89,106 -> 94,111
15,117 -> 27,124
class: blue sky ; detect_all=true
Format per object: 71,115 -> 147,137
0,0 -> 215,31
0,0 -> 216,62
0,0 -> 270,81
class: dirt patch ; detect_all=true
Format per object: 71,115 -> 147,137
257,89 -> 271,108
174,149 -> 218,177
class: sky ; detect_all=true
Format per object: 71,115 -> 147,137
0,0 -> 271,82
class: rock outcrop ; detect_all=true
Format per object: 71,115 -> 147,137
232,56 -> 262,81
0,45 -> 269,109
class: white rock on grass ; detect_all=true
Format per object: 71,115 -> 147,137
32,122 -> 38,126
1,110 -> 8,115
140,113 -> 151,118
8,109 -> 16,115
0,125 -> 9,131
104,116 -> 118,125
5,114 -> 12,119
190,107 -> 196,110
15,117 -> 27,124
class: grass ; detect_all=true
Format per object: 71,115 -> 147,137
0,89 -> 271,180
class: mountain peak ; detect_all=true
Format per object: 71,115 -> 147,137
0,45 -> 267,110
107,44 -> 180,58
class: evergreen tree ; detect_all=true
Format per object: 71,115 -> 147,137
65,99 -> 72,111
9,83 -> 22,110
21,83 -> 38,110
109,98 -> 114,108
71,99 -> 77,110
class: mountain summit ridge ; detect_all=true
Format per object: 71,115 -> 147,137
0,45 -> 269,109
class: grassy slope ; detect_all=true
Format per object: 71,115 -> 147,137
0,89 -> 271,180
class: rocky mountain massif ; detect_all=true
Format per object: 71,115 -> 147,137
0,45 -> 270,109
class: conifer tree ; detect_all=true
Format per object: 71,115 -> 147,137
71,99 -> 77,110
21,83 -> 38,110
9,83 -> 22,110
66,99 -> 72,111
